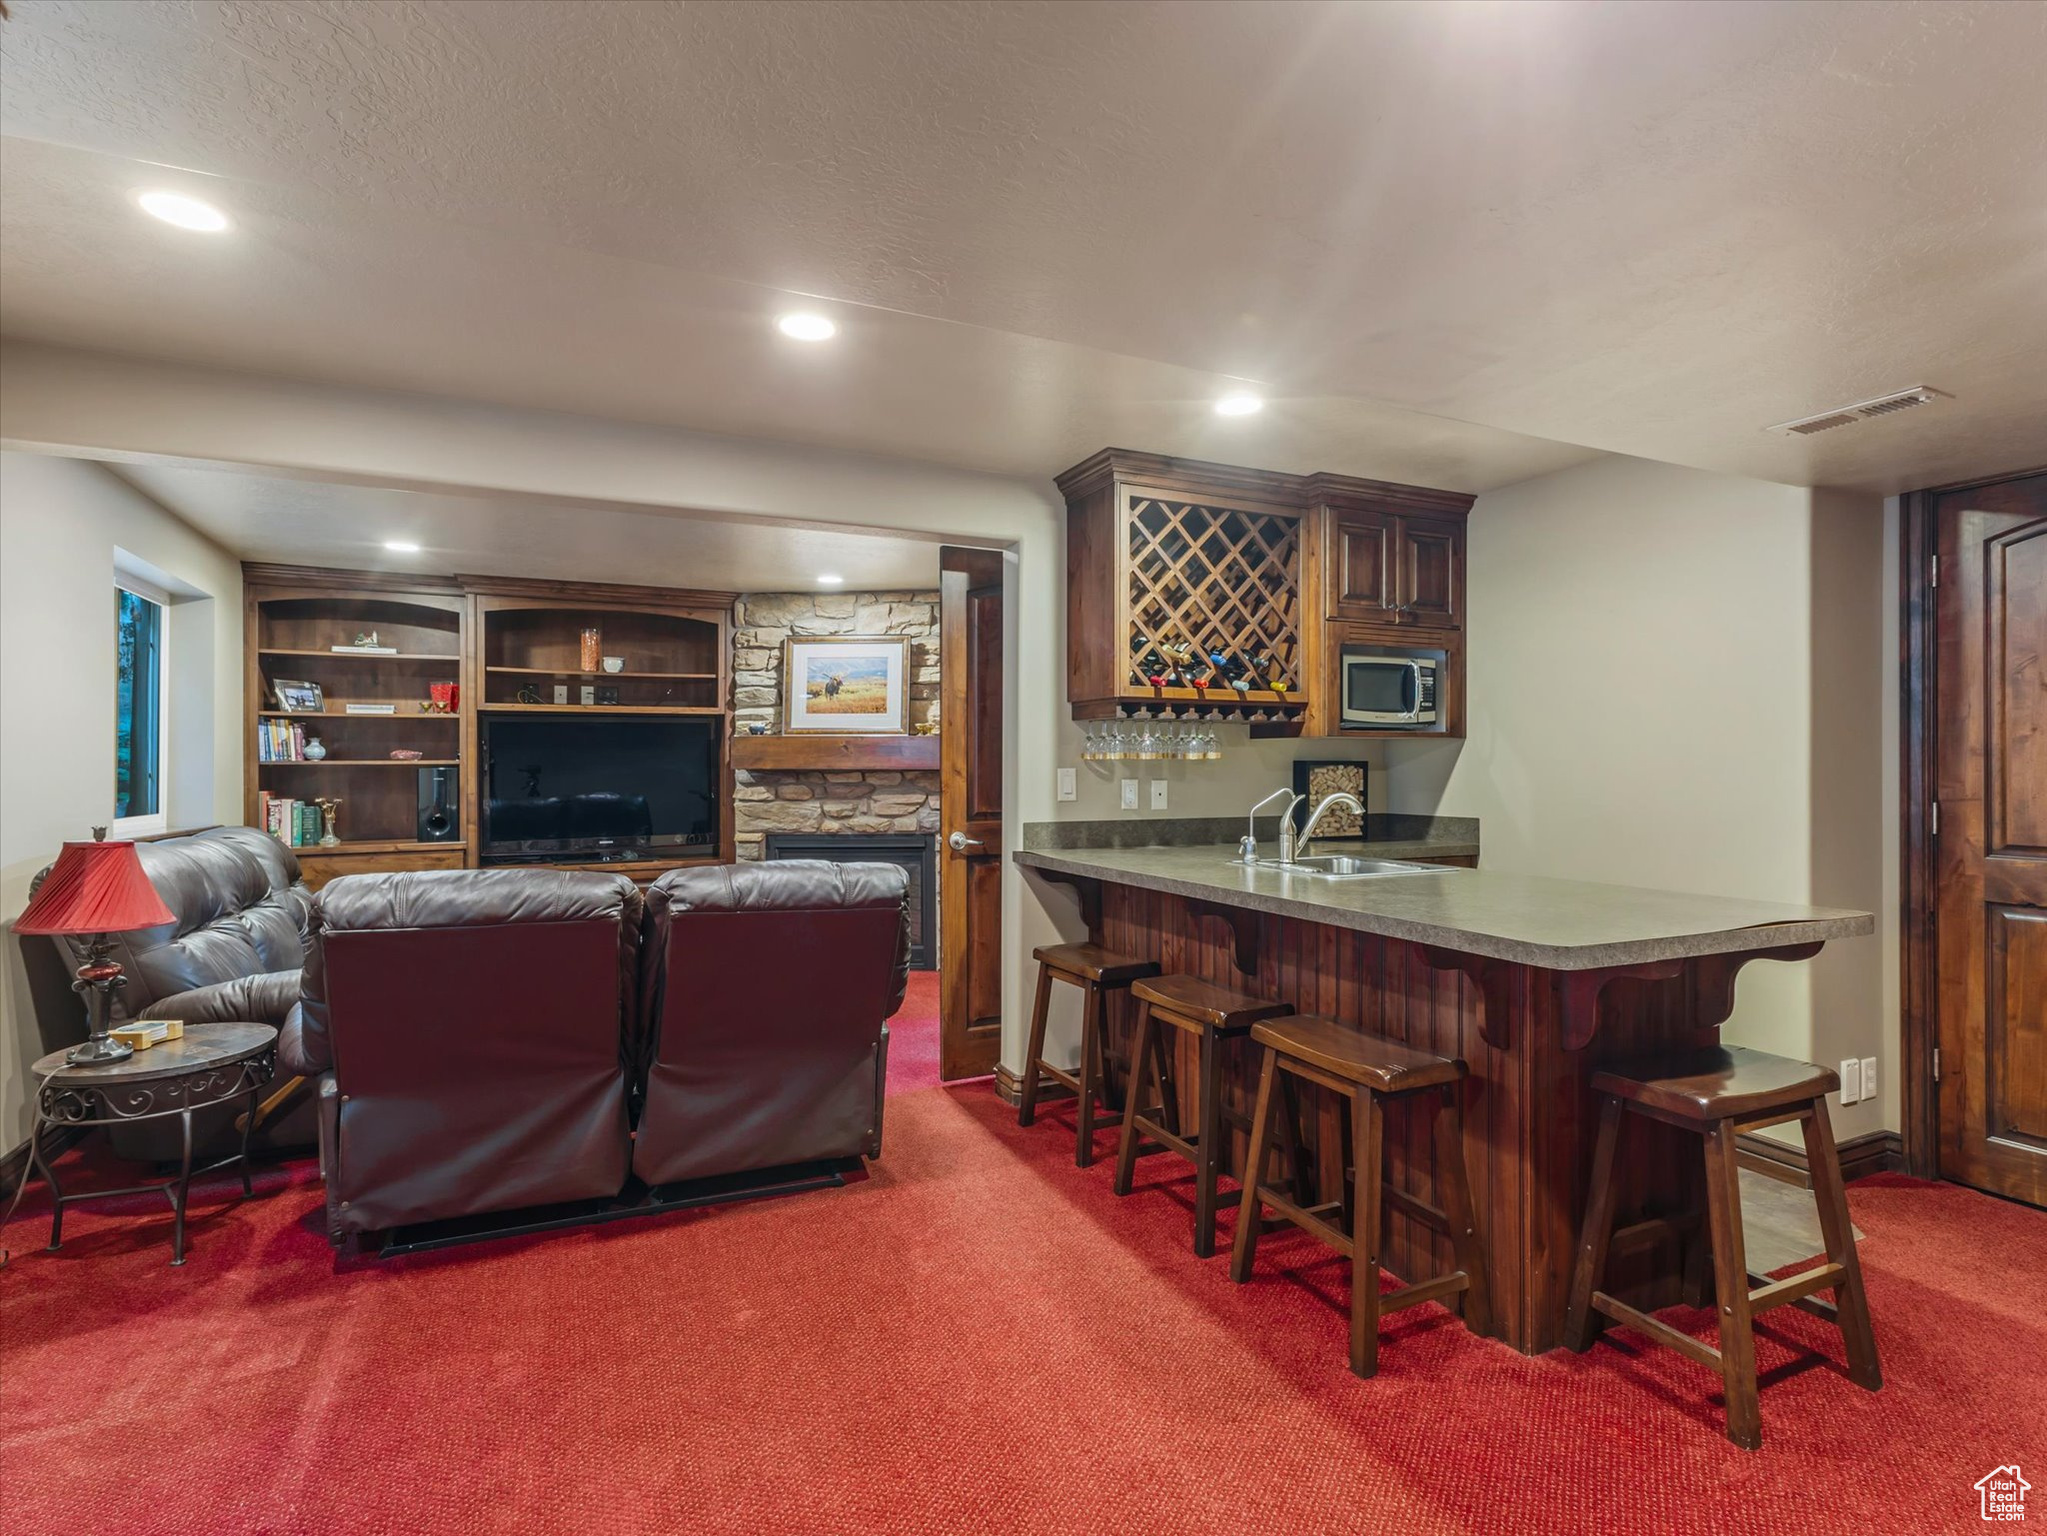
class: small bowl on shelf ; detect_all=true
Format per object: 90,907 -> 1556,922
389,748 -> 425,761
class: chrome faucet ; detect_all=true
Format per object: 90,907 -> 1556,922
1239,787 -> 1302,863
1289,791 -> 1366,863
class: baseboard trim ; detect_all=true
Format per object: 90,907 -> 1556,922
1838,1130 -> 1906,1183
1737,1129 -> 1904,1189
991,1062 -> 1079,1109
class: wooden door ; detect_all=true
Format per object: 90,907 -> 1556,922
1934,471 -> 2047,1206
939,546 -> 1005,1080
1394,514 -> 1463,628
1326,508 -> 1395,621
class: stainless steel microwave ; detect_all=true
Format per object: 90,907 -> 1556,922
1340,645 -> 1442,728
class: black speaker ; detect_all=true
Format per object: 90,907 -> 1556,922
417,765 -> 460,843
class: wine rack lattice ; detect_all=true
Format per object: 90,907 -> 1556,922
1126,495 -> 1301,692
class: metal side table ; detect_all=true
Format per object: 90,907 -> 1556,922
8,1022 -> 277,1266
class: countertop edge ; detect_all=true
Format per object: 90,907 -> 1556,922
1014,848 -> 1874,970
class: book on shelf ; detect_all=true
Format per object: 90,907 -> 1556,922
344,703 -> 398,715
257,718 -> 311,762
258,793 -> 324,848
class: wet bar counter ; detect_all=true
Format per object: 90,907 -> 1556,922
1014,844 -> 1871,1354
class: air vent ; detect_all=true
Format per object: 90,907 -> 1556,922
1769,386 -> 1950,437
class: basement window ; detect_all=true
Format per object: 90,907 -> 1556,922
113,574 -> 168,836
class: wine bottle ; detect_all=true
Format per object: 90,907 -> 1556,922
1250,650 -> 1290,697
1209,649 -> 1253,694
1140,648 -> 1172,688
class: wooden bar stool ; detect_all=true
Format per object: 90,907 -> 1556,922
1112,975 -> 1290,1257
1229,1014 -> 1492,1379
1018,943 -> 1160,1167
1563,1046 -> 1882,1451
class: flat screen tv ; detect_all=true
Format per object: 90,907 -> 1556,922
481,715 -> 718,864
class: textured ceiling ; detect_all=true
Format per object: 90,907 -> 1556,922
3,0 -> 2045,495
107,459 -> 946,592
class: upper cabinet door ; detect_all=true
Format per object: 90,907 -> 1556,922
1396,515 -> 1463,628
1326,507 -> 1463,629
1328,509 -> 1395,619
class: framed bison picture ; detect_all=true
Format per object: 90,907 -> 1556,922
783,637 -> 909,734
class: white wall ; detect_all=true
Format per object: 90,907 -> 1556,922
0,451 -> 244,1147
1383,454 -> 1897,1141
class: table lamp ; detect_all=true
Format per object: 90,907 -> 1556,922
15,827 -> 176,1065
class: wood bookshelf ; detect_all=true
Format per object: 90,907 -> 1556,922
245,573 -> 467,884
244,566 -> 739,885
467,582 -> 734,870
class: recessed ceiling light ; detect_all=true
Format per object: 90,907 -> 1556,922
816,573 -> 845,586
136,190 -> 230,232
383,540 -> 422,554
1214,391 -> 1264,417
777,312 -> 837,341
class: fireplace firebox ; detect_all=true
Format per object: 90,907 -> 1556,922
764,833 -> 937,970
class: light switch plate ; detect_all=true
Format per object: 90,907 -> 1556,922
1149,780 -> 1169,810
1120,778 -> 1139,810
1840,1058 -> 1862,1105
1861,1056 -> 1877,1102
1056,767 -> 1077,801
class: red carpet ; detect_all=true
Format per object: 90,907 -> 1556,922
885,969 -> 944,1093
3,991 -> 2042,1535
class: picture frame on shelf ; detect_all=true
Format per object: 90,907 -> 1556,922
783,637 -> 909,735
1290,758 -> 1368,840
272,679 -> 325,713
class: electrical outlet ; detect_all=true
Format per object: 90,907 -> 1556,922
1861,1056 -> 1877,1102
1119,778 -> 1139,810
1056,767 -> 1077,802
1149,779 -> 1169,810
1840,1058 -> 1862,1106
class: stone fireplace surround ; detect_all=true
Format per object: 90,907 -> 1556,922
730,590 -> 941,860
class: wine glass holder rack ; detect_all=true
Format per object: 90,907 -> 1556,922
1081,721 -> 1223,762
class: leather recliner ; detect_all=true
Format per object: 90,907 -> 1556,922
283,860 -> 909,1245
634,860 -> 909,1185
286,868 -> 644,1243
23,825 -> 313,1158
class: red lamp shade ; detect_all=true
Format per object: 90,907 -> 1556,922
15,838 -> 175,936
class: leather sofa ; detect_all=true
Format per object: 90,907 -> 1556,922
23,825 -> 313,1159
284,860 -> 909,1244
